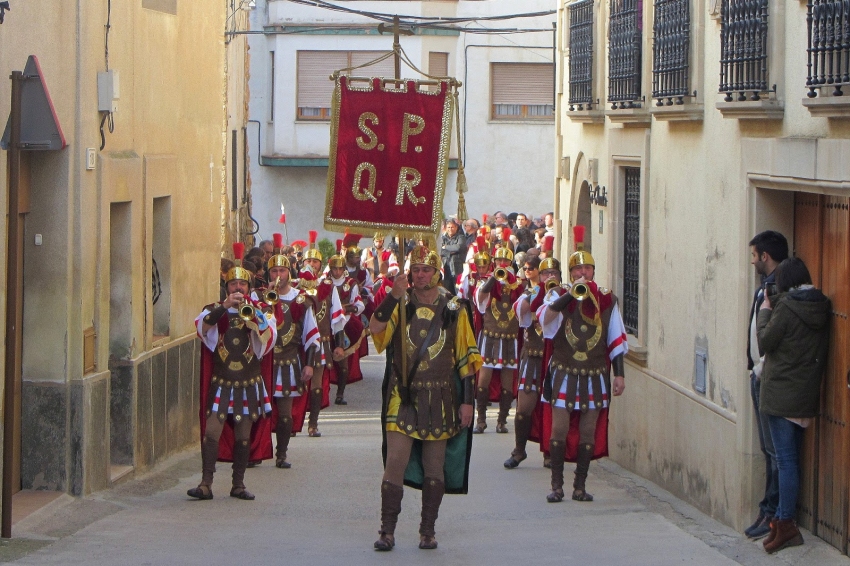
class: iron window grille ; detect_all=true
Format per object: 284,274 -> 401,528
609,0 -> 643,109
623,167 -> 641,336
719,0 -> 770,102
806,0 -> 850,98
569,0 -> 595,110
652,0 -> 691,106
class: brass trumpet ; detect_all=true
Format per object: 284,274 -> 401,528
570,282 -> 591,301
239,299 -> 256,321
264,277 -> 281,305
494,267 -> 509,282
545,279 -> 562,292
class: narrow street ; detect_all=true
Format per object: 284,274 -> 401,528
2,351 -> 847,566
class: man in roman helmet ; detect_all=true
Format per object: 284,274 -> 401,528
190,243 -> 276,501
262,234 -> 320,468
326,240 -> 365,405
362,232 -> 399,279
538,226 -> 628,503
369,244 -> 482,551
299,231 -> 346,437
473,232 -> 523,434
343,234 -> 373,385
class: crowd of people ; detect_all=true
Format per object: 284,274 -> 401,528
190,220 -> 827,556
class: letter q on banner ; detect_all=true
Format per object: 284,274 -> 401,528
324,76 -> 454,236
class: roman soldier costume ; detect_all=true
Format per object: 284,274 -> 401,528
190,242 -> 276,501
371,245 -> 482,551
263,235 -> 320,468
539,228 -> 628,503
362,231 -> 399,277
327,241 -> 365,405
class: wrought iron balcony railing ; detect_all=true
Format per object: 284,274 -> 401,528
609,0 -> 643,109
569,0 -> 595,110
652,0 -> 690,105
719,0 -> 770,102
806,0 -> 850,98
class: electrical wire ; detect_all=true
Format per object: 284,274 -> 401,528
285,0 -> 555,24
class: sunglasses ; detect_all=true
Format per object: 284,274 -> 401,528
523,266 -> 536,271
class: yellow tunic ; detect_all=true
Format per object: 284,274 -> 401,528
373,301 -> 482,441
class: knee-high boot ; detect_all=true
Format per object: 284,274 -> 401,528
187,436 -> 219,499
308,387 -> 322,437
474,386 -> 489,433
496,388 -> 513,433
335,361 -> 349,405
546,439 -> 566,502
572,443 -> 594,501
504,412 -> 532,468
419,477 -> 445,549
275,416 -> 293,469
230,439 -> 255,500
374,480 -> 404,551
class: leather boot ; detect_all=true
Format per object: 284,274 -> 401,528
308,387 -> 322,437
335,362 -> 349,405
496,388 -> 513,433
374,480 -> 404,551
546,439 -> 565,502
473,386 -> 489,433
230,439 -> 255,500
275,416 -> 292,469
763,517 -> 778,545
763,519 -> 803,553
572,443 -> 594,501
504,413 -> 532,468
187,436 -> 218,499
419,477 -> 444,549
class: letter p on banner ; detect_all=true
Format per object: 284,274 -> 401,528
324,76 -> 453,236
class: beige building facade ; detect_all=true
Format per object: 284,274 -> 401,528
556,0 -> 850,552
0,0 -> 242,498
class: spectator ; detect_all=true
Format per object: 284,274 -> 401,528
756,257 -> 830,553
440,218 -> 466,294
514,228 -> 535,253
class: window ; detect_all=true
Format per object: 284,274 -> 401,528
568,0 -> 595,110
608,0 -> 643,108
719,0 -> 769,101
491,63 -> 555,120
623,167 -> 640,336
297,51 -> 395,120
652,0 -> 690,106
429,52 -> 449,78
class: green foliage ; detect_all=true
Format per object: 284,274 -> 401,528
318,238 -> 336,265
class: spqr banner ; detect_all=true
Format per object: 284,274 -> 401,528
324,76 -> 453,235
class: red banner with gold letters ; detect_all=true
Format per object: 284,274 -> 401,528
324,76 -> 453,236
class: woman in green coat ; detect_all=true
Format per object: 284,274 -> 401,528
757,257 -> 831,554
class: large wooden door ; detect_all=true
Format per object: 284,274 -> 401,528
794,193 -> 850,554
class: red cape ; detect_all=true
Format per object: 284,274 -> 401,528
198,317 -> 274,462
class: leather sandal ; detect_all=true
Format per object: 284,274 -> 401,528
472,422 -> 487,434
418,535 -> 438,550
308,427 -> 322,438
572,489 -> 594,502
276,458 -> 292,469
187,485 -> 213,500
543,457 -> 551,468
373,532 -> 395,551
246,460 -> 262,468
229,487 -> 256,500
546,489 -> 565,503
503,452 -> 527,469
495,423 -> 509,433
335,396 -> 348,405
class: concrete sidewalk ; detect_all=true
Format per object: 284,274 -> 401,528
2,353 -> 847,565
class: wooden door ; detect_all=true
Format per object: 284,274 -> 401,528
794,193 -> 850,554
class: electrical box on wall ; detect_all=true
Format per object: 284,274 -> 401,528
97,70 -> 119,112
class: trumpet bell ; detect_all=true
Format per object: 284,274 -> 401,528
239,302 -> 256,321
545,279 -> 561,292
494,267 -> 509,282
570,282 -> 590,301
264,289 -> 279,305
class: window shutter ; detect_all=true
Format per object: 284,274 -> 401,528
492,63 -> 554,105
348,51 -> 396,79
297,51 -> 348,108
429,52 -> 449,78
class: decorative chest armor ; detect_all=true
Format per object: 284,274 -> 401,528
208,316 -> 263,422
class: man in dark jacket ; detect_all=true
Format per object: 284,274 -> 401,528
440,218 -> 466,295
744,230 -> 788,538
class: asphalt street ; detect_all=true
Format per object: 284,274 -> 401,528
2,350 -> 848,565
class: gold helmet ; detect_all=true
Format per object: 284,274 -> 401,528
568,250 -> 595,271
539,257 -> 561,272
343,233 -> 362,257
473,235 -> 491,268
303,230 -> 322,261
327,239 -> 346,268
267,233 -> 291,270
227,242 -> 253,284
409,244 -> 442,288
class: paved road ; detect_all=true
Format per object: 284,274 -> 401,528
3,352 -> 848,565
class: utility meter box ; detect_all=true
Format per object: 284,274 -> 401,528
97,70 -> 119,112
